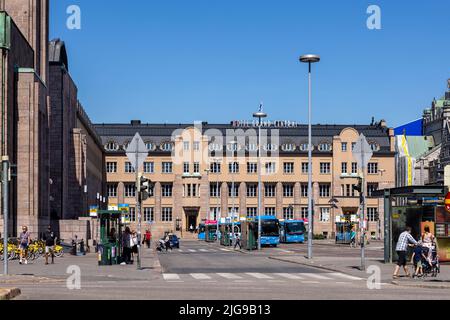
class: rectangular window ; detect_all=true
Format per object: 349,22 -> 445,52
283,184 -> 294,198
106,162 -> 117,173
125,162 -> 135,173
283,207 -> 294,220
341,162 -> 348,174
265,162 -> 276,174
193,162 -> 200,174
284,162 -> 294,174
264,184 -> 276,198
320,162 -> 331,174
341,142 -> 347,152
183,141 -> 190,151
352,162 -> 358,174
247,162 -> 258,174
265,207 -> 276,216
302,162 -> 309,174
161,184 -> 173,197
124,184 -> 136,198
320,207 -> 330,222
319,184 -> 331,198
352,142 -> 356,151
161,207 -> 173,222
183,162 -> 190,174
247,207 -> 257,217
301,184 -> 308,197
368,163 -> 379,174
247,184 -> 257,198
107,184 -> 117,198
210,207 -> 221,221
367,207 -> 378,222
143,162 -> 154,174
228,207 -> 239,218
367,183 -> 379,197
210,162 -> 221,173
162,162 -> 173,173
229,162 -> 239,173
193,141 -> 200,151
228,184 -> 239,198
144,207 -> 154,222
301,207 -> 308,219
210,183 -> 221,197
129,207 -> 136,222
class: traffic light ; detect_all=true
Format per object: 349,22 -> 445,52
352,178 -> 364,205
137,174 -> 151,201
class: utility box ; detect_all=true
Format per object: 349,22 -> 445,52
241,220 -> 258,250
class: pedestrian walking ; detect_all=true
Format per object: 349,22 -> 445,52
393,226 -> 418,279
234,234 -> 242,250
121,227 -> 132,265
19,226 -> 31,265
164,234 -> 172,251
131,231 -> 138,261
421,226 -> 435,266
144,230 -> 152,249
350,226 -> 357,248
43,225 -> 57,265
411,243 -> 424,278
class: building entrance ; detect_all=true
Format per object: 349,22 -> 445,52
185,209 -> 199,233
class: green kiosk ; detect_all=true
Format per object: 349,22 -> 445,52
241,219 -> 258,250
220,223 -> 232,246
97,210 -> 124,266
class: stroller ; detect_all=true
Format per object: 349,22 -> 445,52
421,245 -> 440,278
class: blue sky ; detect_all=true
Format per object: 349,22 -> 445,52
49,0 -> 450,127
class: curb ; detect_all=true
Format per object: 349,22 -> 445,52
268,256 -> 349,274
391,280 -> 450,290
0,288 -> 21,300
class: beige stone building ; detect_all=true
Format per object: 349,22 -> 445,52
95,120 -> 396,240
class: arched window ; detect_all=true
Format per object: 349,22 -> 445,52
246,144 -> 258,152
318,143 -> 332,152
105,141 -> 119,151
161,142 -> 174,152
263,144 -> 279,152
122,140 -> 131,151
145,142 -> 156,151
281,143 -> 296,152
299,143 -> 310,151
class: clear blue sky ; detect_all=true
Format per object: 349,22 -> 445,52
49,0 -> 450,127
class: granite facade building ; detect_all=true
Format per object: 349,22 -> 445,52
95,120 -> 396,240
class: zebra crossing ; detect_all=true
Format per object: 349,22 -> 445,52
162,272 -> 364,283
176,248 -> 232,253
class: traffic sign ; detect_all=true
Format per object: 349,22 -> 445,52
352,133 -> 373,170
126,132 -> 148,171
89,206 -> 98,217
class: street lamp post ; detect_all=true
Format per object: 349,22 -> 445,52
213,158 -> 221,241
300,54 -> 320,260
230,141 -> 238,247
253,105 -> 267,251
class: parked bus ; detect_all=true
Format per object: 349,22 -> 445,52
279,220 -> 305,243
254,216 -> 280,247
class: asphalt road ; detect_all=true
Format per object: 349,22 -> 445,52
8,240 -> 450,300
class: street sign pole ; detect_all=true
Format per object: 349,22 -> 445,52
2,156 -> 9,275
126,133 -> 148,271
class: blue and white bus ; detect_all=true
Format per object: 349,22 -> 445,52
279,220 -> 305,243
254,216 -> 280,247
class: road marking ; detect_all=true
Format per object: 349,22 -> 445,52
199,249 -> 208,252
298,273 -> 332,280
163,274 -> 180,280
220,248 -> 230,252
188,249 -> 196,252
274,273 -> 305,280
301,281 -> 320,284
277,249 -> 294,253
328,273 -> 363,281
190,273 -> 212,280
217,273 -> 243,280
246,273 -> 274,279
178,249 -> 183,252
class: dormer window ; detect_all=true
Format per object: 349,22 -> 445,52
299,143 -> 310,151
105,141 -> 119,152
318,143 -> 332,152
145,142 -> 156,151
161,142 -> 174,152
263,144 -> 278,152
123,141 -> 131,150
226,142 -> 240,152
370,142 -> 380,152
208,143 -> 223,152
281,143 -> 296,152
246,144 -> 258,152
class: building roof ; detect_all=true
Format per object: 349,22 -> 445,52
405,136 -> 435,158
94,121 -> 394,155
49,38 -> 69,70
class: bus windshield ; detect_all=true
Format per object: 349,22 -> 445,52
286,222 -> 305,235
261,220 -> 279,236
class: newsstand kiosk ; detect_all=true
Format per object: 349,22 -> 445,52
97,210 -> 124,266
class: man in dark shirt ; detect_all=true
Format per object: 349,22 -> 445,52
43,226 -> 57,265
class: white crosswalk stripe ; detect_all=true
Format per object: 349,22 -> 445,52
246,273 -> 274,279
217,273 -> 244,280
328,273 -> 363,281
190,273 -> 212,280
298,273 -> 332,280
275,273 -> 305,280
199,249 -> 208,252
188,249 -> 196,252
178,249 -> 183,252
163,274 -> 180,280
